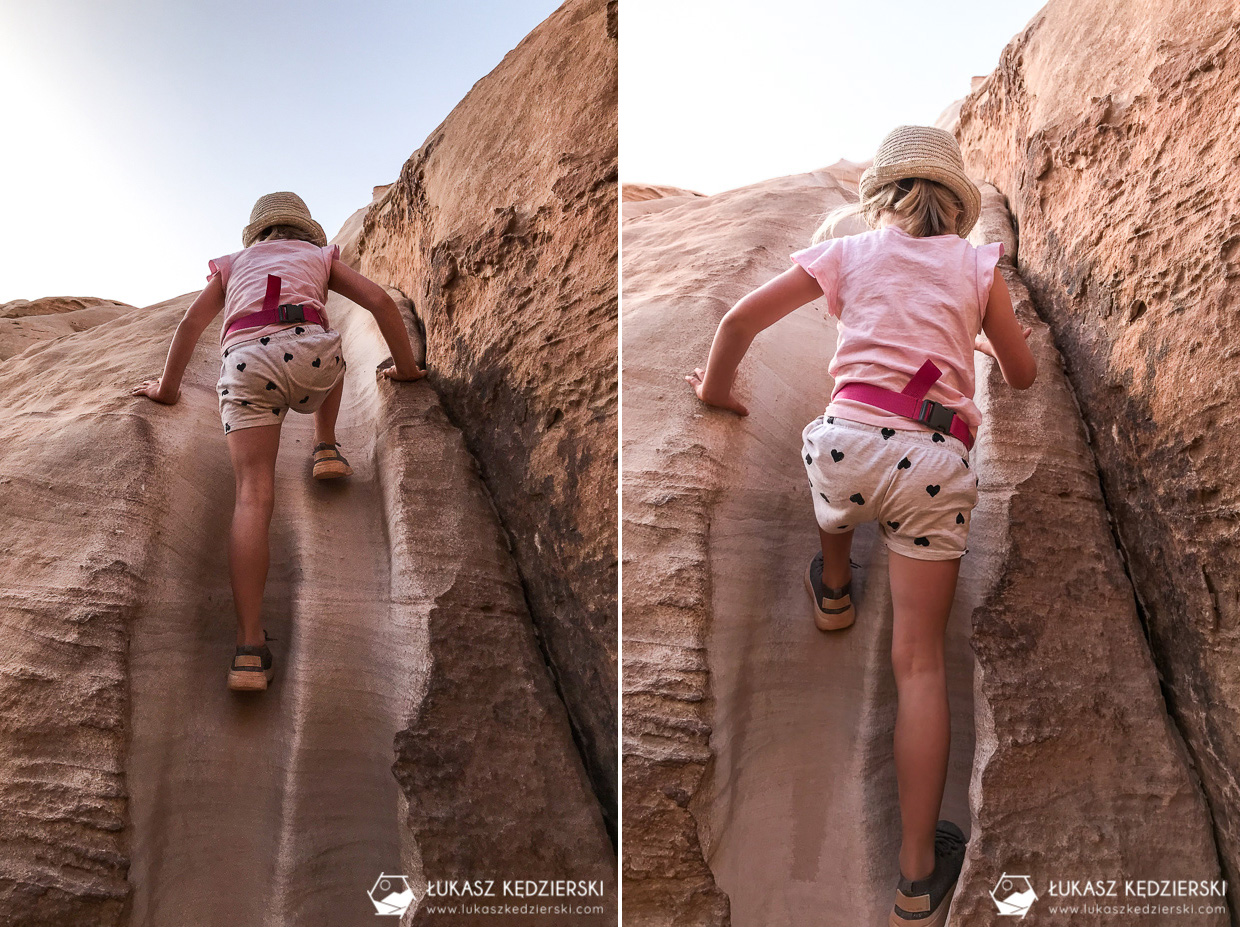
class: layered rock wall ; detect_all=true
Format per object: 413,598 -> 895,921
0,278 -> 614,926
355,0 -> 618,829
955,0 -> 1240,912
0,3 -> 618,919
621,172 -> 1224,925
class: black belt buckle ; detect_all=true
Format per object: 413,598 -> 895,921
277,303 -> 306,323
917,399 -> 955,434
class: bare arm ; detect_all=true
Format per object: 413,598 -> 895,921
327,260 -> 425,380
686,265 -> 824,415
975,272 -> 1037,390
131,274 -> 226,404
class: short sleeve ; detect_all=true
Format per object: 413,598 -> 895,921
207,253 -> 234,287
321,243 -> 340,275
975,241 -> 1005,321
791,238 -> 843,318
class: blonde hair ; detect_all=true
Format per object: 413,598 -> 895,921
811,177 -> 964,244
256,223 -> 318,244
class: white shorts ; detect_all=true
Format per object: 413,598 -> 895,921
217,324 -> 346,434
801,414 -> 979,561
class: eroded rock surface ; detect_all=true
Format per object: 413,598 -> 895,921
0,296 -> 136,361
355,0 -> 618,829
621,168 -> 1222,925
0,265 -> 614,927
621,183 -> 706,203
0,5 -> 618,915
955,0 -> 1240,912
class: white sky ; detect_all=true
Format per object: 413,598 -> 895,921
0,0 -> 562,307
620,0 -> 1046,194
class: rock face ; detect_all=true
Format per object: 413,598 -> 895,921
621,168 -> 1223,925
0,296 -> 136,361
0,232 -> 614,927
354,0 -> 618,831
0,7 -> 617,922
954,0 -> 1240,913
620,183 -> 705,203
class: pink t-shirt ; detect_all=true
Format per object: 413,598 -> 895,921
791,225 -> 1005,440
207,239 -> 340,351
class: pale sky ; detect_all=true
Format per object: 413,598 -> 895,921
621,0 -> 1046,194
0,0 -> 563,307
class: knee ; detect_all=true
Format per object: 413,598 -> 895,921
235,477 -> 275,511
891,637 -> 946,684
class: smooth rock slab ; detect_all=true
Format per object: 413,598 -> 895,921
621,165 -> 1222,926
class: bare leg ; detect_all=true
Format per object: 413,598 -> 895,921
226,423 -> 282,647
888,551 -> 960,882
313,377 -> 345,446
818,527 -> 854,587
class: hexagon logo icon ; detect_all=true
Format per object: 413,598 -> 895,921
990,872 -> 1037,917
368,873 -> 417,916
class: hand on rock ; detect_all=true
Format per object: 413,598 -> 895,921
685,367 -> 748,416
131,378 -> 178,404
377,360 -> 427,382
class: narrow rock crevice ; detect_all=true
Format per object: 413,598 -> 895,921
1016,266 -> 1236,927
414,363 -> 617,849
385,281 -> 615,848
353,0 -> 619,842
623,170 -> 1230,927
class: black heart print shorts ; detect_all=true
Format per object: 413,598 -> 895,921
801,413 -> 979,561
217,324 -> 347,434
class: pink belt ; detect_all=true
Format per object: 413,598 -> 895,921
223,274 -> 327,340
834,359 -> 976,450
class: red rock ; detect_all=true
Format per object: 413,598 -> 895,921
621,168 -> 1223,925
355,0 -> 619,831
956,0 -> 1240,911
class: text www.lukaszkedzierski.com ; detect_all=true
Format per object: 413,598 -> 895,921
420,903 -> 606,916
1046,903 -> 1228,917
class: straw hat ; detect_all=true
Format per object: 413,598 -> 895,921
858,126 -> 980,237
241,191 -> 327,248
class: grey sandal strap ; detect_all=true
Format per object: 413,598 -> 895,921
313,443 -> 349,466
822,580 -> 852,600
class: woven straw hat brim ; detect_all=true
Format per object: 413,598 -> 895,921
242,192 -> 327,248
858,126 -> 981,237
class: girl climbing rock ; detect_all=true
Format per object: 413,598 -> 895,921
686,126 -> 1036,927
132,191 -> 425,692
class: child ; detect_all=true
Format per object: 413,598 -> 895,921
686,127 -> 1036,927
132,191 -> 425,693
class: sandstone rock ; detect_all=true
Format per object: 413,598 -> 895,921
0,297 -> 136,361
0,29 -> 618,913
971,182 -> 1019,265
355,0 -> 618,832
0,275 -> 613,924
621,183 -> 706,203
621,170 -> 1222,925
0,296 -> 135,319
335,185 -> 393,270
956,0 -> 1240,912
815,157 -> 869,188
934,77 -> 989,134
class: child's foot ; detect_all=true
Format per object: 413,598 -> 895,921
889,821 -> 968,927
312,441 -> 353,479
228,629 -> 276,692
805,551 -> 855,630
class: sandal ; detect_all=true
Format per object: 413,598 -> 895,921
805,551 -> 856,630
312,441 -> 353,479
228,629 -> 276,692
